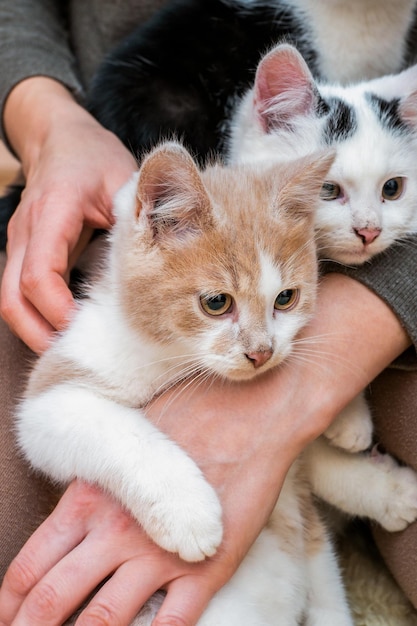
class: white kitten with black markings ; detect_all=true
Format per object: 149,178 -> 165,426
230,43 -> 417,266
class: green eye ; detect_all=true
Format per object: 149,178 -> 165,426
320,182 -> 341,201
200,293 -> 233,316
274,289 -> 299,310
382,177 -> 404,200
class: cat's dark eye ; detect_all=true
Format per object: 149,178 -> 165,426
274,289 -> 299,311
382,177 -> 404,201
200,293 -> 233,316
320,181 -> 341,201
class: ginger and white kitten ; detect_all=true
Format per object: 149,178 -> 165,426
17,142 -> 330,562
16,142 -> 417,625
230,43 -> 417,265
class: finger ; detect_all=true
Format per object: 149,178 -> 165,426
11,535 -> 124,626
74,558 -> 169,626
152,576 -> 214,626
0,504 -> 87,624
0,244 -> 56,353
19,217 -> 80,333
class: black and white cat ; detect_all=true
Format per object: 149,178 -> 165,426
229,42 -> 417,264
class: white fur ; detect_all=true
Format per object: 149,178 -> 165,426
305,437 -> 417,533
317,78 -> 417,264
234,0 -> 416,84
130,435 -> 417,625
230,47 -> 417,265
292,0 -> 417,83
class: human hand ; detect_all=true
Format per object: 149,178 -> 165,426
0,78 -> 137,353
0,370 -> 298,626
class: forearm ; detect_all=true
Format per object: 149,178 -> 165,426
4,77 -> 102,175
323,238 -> 417,351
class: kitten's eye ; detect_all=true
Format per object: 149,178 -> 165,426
320,182 -> 341,201
274,289 -> 299,311
382,177 -> 404,200
200,293 -> 233,316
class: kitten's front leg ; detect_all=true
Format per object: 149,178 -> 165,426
323,392 -> 373,452
16,384 -> 223,562
306,437 -> 417,531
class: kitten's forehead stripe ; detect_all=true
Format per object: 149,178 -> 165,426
258,250 -> 282,305
366,93 -> 408,134
322,97 -> 357,144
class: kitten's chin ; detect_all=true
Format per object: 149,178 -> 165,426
322,246 -> 383,266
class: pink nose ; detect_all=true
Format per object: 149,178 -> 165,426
354,227 -> 381,245
245,349 -> 273,368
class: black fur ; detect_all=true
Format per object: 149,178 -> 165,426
1,0 -> 320,249
366,93 -> 409,134
0,185 -> 23,250
87,0 -> 318,164
322,98 -> 357,144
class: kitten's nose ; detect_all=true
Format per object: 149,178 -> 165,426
354,227 -> 381,245
245,349 -> 273,368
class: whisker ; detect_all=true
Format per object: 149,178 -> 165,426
153,368 -> 222,422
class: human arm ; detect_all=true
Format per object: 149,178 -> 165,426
0,1 -> 139,353
0,76 -> 137,353
322,237 -> 417,350
0,273 -> 410,626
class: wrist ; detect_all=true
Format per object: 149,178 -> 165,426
3,77 -> 95,176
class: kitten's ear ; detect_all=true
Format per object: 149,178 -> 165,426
277,150 -> 335,219
368,64 -> 417,125
369,64 -> 417,103
399,90 -> 417,127
136,142 -> 212,242
253,43 -> 318,132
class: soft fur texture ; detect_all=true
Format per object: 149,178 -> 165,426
87,0 -> 417,163
230,43 -> 417,264
2,0 -> 417,248
17,143 -> 417,625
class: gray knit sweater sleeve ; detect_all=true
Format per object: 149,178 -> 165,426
322,236 -> 417,350
0,0 -> 84,143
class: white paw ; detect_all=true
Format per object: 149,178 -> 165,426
371,451 -> 417,532
324,419 -> 372,453
140,477 -> 223,562
324,394 -> 373,453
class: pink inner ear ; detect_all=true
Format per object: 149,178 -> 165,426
400,89 -> 417,127
253,45 -> 315,131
